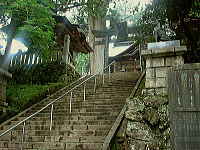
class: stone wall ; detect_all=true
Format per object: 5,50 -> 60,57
123,43 -> 188,150
141,46 -> 187,95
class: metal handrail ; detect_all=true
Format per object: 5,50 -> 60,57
0,61 -> 115,137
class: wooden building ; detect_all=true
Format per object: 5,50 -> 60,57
109,44 -> 140,73
54,16 -> 93,65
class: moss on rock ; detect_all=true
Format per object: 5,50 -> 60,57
125,95 -> 171,150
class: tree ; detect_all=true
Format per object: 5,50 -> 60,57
133,0 -> 200,63
69,0 -> 109,74
87,0 -> 109,74
166,0 -> 200,51
0,0 -> 55,69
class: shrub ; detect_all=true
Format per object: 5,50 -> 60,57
8,61 -> 76,84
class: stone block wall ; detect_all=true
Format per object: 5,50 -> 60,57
142,46 -> 187,95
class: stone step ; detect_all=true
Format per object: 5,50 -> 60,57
11,106 -> 123,121
72,92 -> 131,97
10,128 -> 108,137
31,102 -> 125,111
0,141 -> 103,150
26,107 -> 122,114
20,111 -> 115,118
75,85 -> 133,90
3,115 -> 118,130
45,87 -> 132,100
46,100 -> 125,105
57,86 -> 133,95
0,73 -> 138,150
28,90 -> 131,108
36,94 -> 130,105
1,119 -> 115,134
75,82 -> 135,86
0,134 -> 105,143
32,103 -> 124,109
41,98 -> 129,105
9,119 -> 114,127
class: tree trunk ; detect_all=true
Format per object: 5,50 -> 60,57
88,16 -> 107,74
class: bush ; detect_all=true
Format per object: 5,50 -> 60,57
6,83 -> 65,113
9,61 -> 68,84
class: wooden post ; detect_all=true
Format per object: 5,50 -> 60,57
62,34 -> 70,64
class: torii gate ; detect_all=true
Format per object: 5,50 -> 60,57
88,18 -> 138,74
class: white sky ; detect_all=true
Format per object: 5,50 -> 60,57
0,37 -> 27,55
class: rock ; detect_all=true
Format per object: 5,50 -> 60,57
126,122 -> 154,141
143,107 -> 159,126
127,97 -> 145,112
143,95 -> 168,108
129,139 -> 149,150
125,111 -> 143,122
158,105 -> 169,130
125,94 -> 171,150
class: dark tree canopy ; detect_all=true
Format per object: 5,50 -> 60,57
166,0 -> 200,62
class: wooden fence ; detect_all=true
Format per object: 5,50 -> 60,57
9,51 -> 63,67
168,63 -> 200,150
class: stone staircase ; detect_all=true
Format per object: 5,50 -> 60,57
0,72 -> 139,150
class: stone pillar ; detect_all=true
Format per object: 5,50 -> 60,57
0,68 -> 12,113
88,16 -> 106,74
141,44 -> 187,95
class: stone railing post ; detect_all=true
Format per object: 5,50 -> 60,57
141,41 -> 187,95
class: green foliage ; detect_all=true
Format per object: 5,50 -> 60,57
189,1 -> 200,17
0,0 -> 111,58
9,61 -> 67,84
14,0 -> 55,57
130,0 -> 177,45
75,53 -> 89,74
86,0 -> 108,17
0,0 -> 55,57
6,83 -> 65,113
140,0 -> 167,25
74,0 -> 108,19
